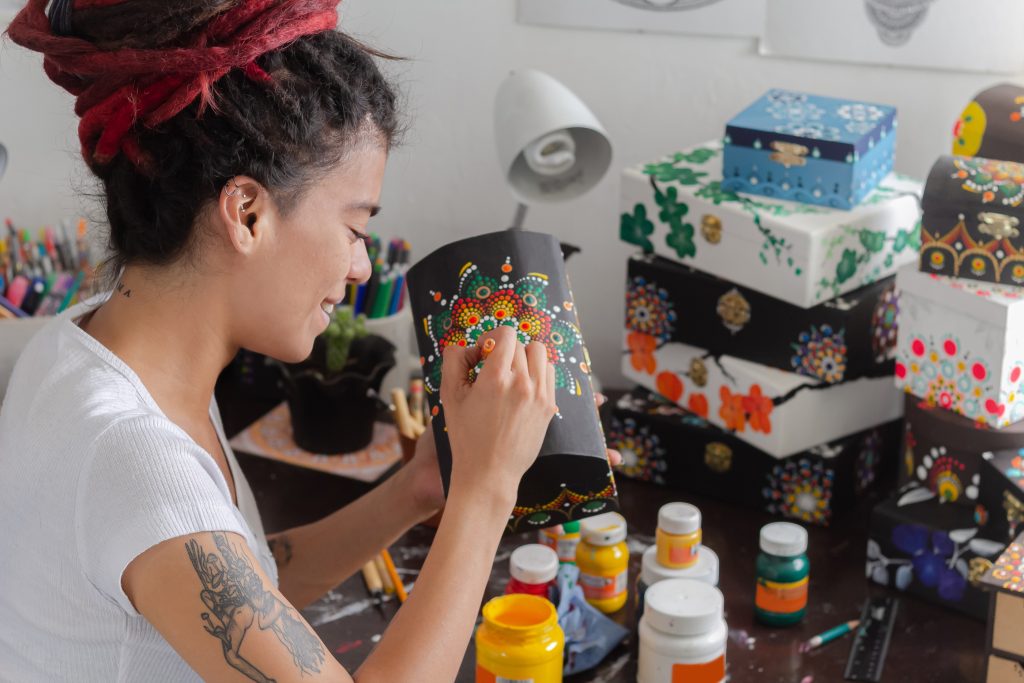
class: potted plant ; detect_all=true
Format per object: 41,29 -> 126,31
278,306 -> 396,454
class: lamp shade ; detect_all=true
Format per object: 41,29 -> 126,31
495,69 -> 612,204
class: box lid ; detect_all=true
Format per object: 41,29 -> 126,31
724,89 -> 897,162
923,155 -> 1024,226
981,530 -> 1024,594
896,264 -> 1024,330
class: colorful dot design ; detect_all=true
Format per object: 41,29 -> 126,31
870,285 -> 899,363
1003,452 -> 1024,491
952,157 -> 1024,207
896,334 -> 1012,425
991,542 -> 1024,592
421,257 -> 587,400
915,446 -> 979,503
763,458 -> 835,526
855,430 -> 882,494
790,324 -> 848,384
625,276 -> 677,343
604,417 -> 668,484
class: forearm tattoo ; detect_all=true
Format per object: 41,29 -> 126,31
185,533 -> 325,682
267,535 -> 293,569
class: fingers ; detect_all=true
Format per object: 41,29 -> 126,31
606,448 -> 622,467
476,326 -> 517,380
512,337 -> 529,377
440,343 -> 481,399
526,341 -> 548,385
595,392 -> 607,408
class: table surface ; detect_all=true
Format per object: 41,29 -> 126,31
218,378 -> 987,683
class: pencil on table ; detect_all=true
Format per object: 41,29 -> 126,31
390,388 -> 418,438
380,548 -> 407,603
374,554 -> 395,595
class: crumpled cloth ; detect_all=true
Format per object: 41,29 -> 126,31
554,563 -> 630,675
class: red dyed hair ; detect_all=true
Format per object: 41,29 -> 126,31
6,0 -> 339,170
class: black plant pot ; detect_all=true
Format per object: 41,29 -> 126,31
278,334 -> 396,454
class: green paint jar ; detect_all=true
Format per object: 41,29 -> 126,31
754,522 -> 809,627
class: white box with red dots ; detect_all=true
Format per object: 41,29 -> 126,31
895,265 -> 1024,429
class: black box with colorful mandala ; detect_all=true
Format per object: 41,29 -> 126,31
868,489 -> 1007,620
602,387 -> 901,527
625,253 -> 899,383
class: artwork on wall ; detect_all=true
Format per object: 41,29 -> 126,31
516,0 -> 765,38
761,0 -> 1024,74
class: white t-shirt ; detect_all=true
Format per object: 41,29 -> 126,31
0,296 -> 279,681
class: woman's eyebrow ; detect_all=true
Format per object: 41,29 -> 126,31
345,201 -> 381,217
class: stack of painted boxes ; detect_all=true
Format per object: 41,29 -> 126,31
868,84 -> 1024,621
606,89 -> 922,527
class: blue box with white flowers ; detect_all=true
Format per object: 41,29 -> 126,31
723,89 -> 897,210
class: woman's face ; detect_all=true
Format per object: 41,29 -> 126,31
232,143 -> 385,363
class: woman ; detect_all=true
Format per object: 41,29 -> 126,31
1,1 -> 616,681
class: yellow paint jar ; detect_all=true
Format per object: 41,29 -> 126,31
576,512 -> 630,614
475,593 -> 565,683
656,502 -> 702,570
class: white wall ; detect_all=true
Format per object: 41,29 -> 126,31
1,1 -> 1017,387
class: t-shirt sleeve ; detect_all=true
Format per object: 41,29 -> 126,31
75,414 -> 247,616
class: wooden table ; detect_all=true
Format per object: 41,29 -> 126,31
218,379 -> 986,682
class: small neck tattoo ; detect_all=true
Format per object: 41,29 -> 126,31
115,280 -> 132,299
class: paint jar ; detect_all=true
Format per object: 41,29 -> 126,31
505,544 -> 559,600
755,522 -> 810,627
636,545 -> 719,620
538,520 -> 581,564
637,578 -> 727,683
656,502 -> 702,569
576,512 -> 629,614
475,593 -> 565,683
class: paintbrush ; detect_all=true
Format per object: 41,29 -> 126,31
360,560 -> 388,619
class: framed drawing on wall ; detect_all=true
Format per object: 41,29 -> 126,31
762,0 -> 1024,74
517,0 -> 765,39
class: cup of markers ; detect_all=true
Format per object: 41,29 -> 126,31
349,237 -> 412,320
0,218 -> 92,319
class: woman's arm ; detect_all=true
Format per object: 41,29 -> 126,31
266,445 -> 441,610
125,327 -> 555,682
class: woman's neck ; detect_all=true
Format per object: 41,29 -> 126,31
80,264 -> 238,421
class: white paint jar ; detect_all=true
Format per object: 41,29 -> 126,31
637,578 -> 727,683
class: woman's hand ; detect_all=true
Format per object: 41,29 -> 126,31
440,326 -> 557,509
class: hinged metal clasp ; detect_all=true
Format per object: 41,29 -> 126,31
770,141 -> 810,168
978,212 -> 1020,241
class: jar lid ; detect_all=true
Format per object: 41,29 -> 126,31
643,578 -> 724,636
658,502 -> 701,536
641,545 -> 719,587
509,544 -> 559,585
759,522 -> 808,557
580,512 -> 627,546
562,520 -> 581,534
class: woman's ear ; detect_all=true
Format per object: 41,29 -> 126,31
216,175 -> 266,254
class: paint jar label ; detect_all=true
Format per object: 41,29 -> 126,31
579,569 -> 628,600
755,576 -> 808,614
556,538 -> 579,563
668,542 -> 699,566
476,666 -> 534,683
671,655 -> 725,683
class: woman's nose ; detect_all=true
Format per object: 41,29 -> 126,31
347,240 -> 373,284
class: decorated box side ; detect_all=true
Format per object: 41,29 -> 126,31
603,387 -> 899,527
626,253 -> 898,383
979,450 -> 1024,547
900,395 -> 1024,509
867,490 -> 1007,620
895,265 -> 1024,429
406,230 -> 617,534
620,139 -> 922,308
919,155 -> 1024,287
953,83 -> 1024,164
981,531 -> 1024,666
722,89 -> 897,209
622,325 -> 902,457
